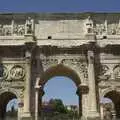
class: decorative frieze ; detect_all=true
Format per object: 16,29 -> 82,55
0,17 -> 34,36
0,81 -> 24,88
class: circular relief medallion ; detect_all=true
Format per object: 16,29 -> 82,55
0,65 -> 8,80
10,65 -> 25,80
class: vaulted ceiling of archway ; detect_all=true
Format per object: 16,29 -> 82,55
104,91 -> 120,103
41,64 -> 81,87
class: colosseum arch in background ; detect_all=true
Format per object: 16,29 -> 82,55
0,13 -> 120,120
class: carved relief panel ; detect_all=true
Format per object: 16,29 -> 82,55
98,63 -> 120,81
10,65 -> 25,80
0,17 -> 34,36
0,63 -> 25,89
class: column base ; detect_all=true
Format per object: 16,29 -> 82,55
21,112 -> 32,120
87,111 -> 100,120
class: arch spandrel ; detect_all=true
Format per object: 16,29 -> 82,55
40,58 -> 88,86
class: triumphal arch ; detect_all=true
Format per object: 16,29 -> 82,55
0,13 -> 120,120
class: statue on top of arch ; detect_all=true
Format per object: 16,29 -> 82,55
84,16 -> 94,34
25,17 -> 34,35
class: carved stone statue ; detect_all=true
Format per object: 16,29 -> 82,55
84,16 -> 93,34
25,17 -> 34,34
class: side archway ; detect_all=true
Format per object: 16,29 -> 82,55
101,89 -> 120,119
0,89 -> 18,118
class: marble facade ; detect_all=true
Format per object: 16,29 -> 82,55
0,13 -> 120,120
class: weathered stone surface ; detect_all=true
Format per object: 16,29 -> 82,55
0,13 -> 120,120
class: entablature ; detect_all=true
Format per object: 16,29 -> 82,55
1,13 -> 120,47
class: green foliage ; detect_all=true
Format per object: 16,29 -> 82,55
48,98 -> 67,113
41,98 -> 79,119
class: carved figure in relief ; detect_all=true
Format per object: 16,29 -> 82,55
25,17 -> 34,34
98,65 -> 110,80
113,65 -> 120,79
18,25 -> 25,35
13,24 -> 25,35
0,25 -> 3,36
95,24 -> 106,35
10,66 -> 24,80
0,65 -> 8,80
3,25 -> 11,36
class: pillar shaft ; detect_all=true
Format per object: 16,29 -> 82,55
87,50 -> 99,118
100,104 -> 104,120
23,53 -> 32,117
35,88 -> 39,120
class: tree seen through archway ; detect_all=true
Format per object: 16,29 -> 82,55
41,76 -> 80,119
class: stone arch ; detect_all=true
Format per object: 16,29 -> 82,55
101,88 -> 120,118
0,88 -> 19,98
36,64 -> 86,118
40,64 -> 81,87
101,87 -> 117,98
0,88 -> 18,118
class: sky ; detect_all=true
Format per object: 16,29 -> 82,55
43,76 -> 78,105
0,0 -> 120,12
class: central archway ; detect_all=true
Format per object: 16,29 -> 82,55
38,64 -> 84,119
41,64 -> 81,86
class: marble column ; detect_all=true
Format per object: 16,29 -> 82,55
35,85 -> 40,120
23,50 -> 32,118
76,90 -> 82,117
87,50 -> 100,119
100,104 -> 104,120
76,85 -> 89,119
34,77 -> 44,120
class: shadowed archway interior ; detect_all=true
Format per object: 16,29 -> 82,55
0,92 -> 17,118
104,90 -> 120,118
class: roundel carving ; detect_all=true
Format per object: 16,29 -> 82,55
0,65 -> 8,80
10,65 -> 25,80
